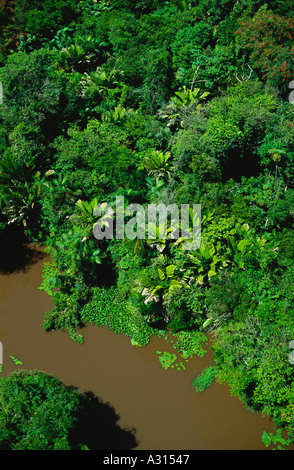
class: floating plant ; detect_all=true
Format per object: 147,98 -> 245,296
10,355 -> 23,365
156,351 -> 177,370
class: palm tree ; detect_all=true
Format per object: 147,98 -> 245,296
134,257 -> 188,323
68,197 -> 111,267
58,45 -> 93,72
0,154 -> 50,238
267,148 -> 287,179
159,86 -> 210,128
142,149 -> 172,184
70,197 -> 99,234
182,242 -> 226,285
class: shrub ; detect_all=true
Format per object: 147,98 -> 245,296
0,370 -> 82,450
192,365 -> 218,392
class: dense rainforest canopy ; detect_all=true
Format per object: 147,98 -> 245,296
0,0 -> 294,450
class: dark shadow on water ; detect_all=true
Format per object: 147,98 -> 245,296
69,391 -> 138,450
0,225 -> 45,274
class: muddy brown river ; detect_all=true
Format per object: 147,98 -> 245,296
0,245 -> 278,450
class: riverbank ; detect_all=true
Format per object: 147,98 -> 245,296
0,246 -> 277,450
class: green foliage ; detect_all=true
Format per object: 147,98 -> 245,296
9,356 -> 23,366
1,0 -> 294,448
204,271 -> 255,329
77,0 -> 111,17
199,80 -> 277,179
171,22 -> 212,70
134,260 -> 186,306
261,429 -> 291,450
141,148 -> 172,184
172,330 -> 208,359
183,242 -> 227,285
167,283 -> 205,333
0,153 -> 53,239
0,370 -> 83,450
18,0 -> 78,40
156,351 -> 177,370
51,121 -> 144,195
159,86 -> 210,129
230,175 -> 294,229
192,365 -> 218,392
213,315 -> 294,425
80,286 -> 158,346
0,49 -> 64,129
40,236 -> 96,340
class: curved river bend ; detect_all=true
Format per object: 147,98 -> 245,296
0,246 -> 277,450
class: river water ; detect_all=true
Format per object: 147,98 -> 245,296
0,244 -> 277,450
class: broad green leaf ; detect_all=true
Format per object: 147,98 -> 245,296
208,269 -> 217,277
237,239 -> 251,254
169,279 -> 182,289
166,264 -> 176,278
157,267 -> 166,281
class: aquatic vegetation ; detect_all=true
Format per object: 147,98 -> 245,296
156,351 -> 177,370
156,352 -> 188,371
192,366 -> 218,393
172,331 -> 208,359
9,356 -> 23,366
